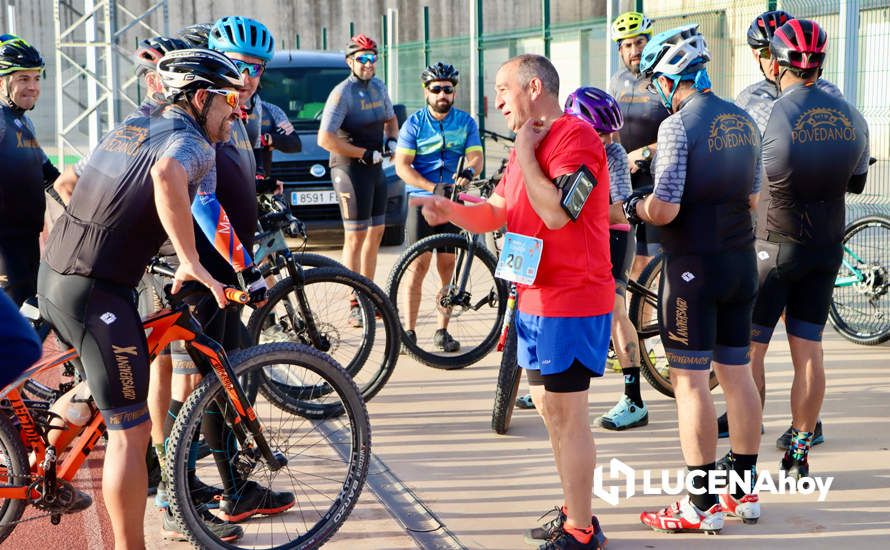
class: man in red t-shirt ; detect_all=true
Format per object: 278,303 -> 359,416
412,54 -> 612,550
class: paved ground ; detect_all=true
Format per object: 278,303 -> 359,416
13,244 -> 890,549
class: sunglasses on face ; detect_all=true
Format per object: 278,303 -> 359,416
206,88 -> 240,108
758,48 -> 772,60
354,54 -> 377,65
428,85 -> 454,95
232,59 -> 265,77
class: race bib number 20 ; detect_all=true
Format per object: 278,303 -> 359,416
495,232 -> 543,285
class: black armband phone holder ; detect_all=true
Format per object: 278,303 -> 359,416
554,165 -> 597,221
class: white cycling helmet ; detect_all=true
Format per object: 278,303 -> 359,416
639,24 -> 710,78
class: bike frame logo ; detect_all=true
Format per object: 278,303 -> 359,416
593,458 -> 834,506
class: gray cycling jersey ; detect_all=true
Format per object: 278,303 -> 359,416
605,141 -> 632,203
45,106 -> 216,287
737,78 -> 843,134
320,74 -> 394,167
609,67 -> 671,155
652,91 -> 762,255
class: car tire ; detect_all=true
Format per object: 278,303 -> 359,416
381,224 -> 405,246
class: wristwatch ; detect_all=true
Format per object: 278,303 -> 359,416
641,146 -> 652,161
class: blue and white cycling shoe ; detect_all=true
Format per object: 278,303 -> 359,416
598,395 -> 649,431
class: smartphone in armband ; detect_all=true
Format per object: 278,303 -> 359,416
554,165 -> 597,221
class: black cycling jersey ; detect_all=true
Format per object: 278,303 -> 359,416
608,67 -> 670,156
194,118 -> 257,285
44,106 -> 216,288
653,91 -> 762,255
736,77 -> 844,134
0,104 -> 51,234
757,82 -> 870,245
320,74 -> 395,168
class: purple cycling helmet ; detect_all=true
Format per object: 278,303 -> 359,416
564,87 -> 623,134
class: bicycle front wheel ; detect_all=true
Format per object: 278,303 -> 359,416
829,215 -> 890,345
629,255 -> 719,398
165,343 -> 371,549
0,414 -> 28,544
248,266 -> 400,404
387,233 -> 507,369
491,321 -> 522,434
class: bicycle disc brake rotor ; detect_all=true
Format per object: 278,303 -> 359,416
435,284 -> 465,318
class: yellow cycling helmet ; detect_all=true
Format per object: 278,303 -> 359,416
611,11 -> 654,42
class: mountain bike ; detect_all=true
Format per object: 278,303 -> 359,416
247,193 -> 401,404
386,176 -> 508,370
0,277 -> 370,548
829,214 -> 890,345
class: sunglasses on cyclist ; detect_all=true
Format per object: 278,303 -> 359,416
428,85 -> 454,95
354,54 -> 377,65
232,59 -> 265,77
206,88 -> 240,108
758,48 -> 771,60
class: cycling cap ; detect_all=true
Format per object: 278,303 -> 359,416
0,35 -> 44,76
134,36 -> 189,74
770,19 -> 827,70
747,10 -> 794,49
564,87 -> 623,134
639,24 -> 710,78
611,12 -> 654,42
346,34 -> 378,57
209,16 -> 274,62
421,62 -> 459,86
177,23 -> 212,48
157,48 -> 244,102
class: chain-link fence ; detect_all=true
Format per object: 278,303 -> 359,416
384,0 -> 888,219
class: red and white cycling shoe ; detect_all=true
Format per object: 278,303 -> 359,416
718,493 -> 760,524
640,495 -> 724,534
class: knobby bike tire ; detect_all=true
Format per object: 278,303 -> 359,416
628,255 -> 719,398
387,233 -> 507,369
165,343 -> 371,549
247,266 -> 400,404
292,252 -> 343,269
0,414 -> 29,543
829,215 -> 890,345
491,321 -> 522,435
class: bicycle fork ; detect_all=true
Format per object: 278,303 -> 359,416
187,334 -> 287,472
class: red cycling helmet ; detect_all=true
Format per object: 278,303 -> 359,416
346,34 -> 377,57
770,18 -> 827,70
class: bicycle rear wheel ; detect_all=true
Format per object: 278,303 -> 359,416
0,414 -> 28,544
629,255 -> 719,398
829,215 -> 890,345
387,233 -> 507,369
166,343 -> 370,549
248,266 -> 399,404
491,321 -> 522,434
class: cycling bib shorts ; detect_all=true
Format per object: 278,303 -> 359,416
658,248 -> 758,369
751,240 -> 843,344
37,264 -> 150,430
331,162 -> 387,231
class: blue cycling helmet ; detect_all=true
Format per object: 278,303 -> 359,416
639,24 -> 711,111
209,16 -> 274,62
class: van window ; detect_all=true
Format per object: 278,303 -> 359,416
261,66 -> 349,127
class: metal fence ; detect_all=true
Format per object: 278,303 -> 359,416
381,0 -> 889,219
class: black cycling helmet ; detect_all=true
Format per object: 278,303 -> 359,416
133,36 -> 189,75
345,34 -> 378,57
157,48 -> 244,103
177,23 -> 212,48
0,34 -> 44,76
747,10 -> 794,49
421,62 -> 459,86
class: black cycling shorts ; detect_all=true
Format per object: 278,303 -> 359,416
658,247 -> 758,369
751,240 -> 843,344
332,162 -> 387,231
0,231 -> 40,307
610,228 -> 635,296
406,198 -> 460,249
37,264 -> 150,430
171,288 -> 249,375
526,359 -> 593,393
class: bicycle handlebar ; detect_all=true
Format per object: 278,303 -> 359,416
147,258 -> 249,306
